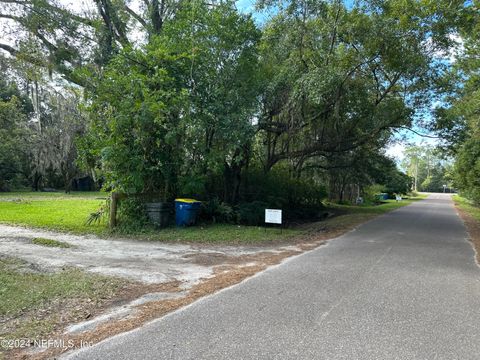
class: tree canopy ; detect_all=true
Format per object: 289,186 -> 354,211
0,0 -> 477,223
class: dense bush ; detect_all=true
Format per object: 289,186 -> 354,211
364,184 -> 387,204
116,198 -> 149,232
192,167 -> 328,225
242,168 -> 327,208
454,138 -> 480,205
200,198 -> 235,224
236,201 -> 269,225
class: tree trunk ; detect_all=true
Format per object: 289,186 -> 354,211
32,172 -> 42,191
109,192 -> 119,228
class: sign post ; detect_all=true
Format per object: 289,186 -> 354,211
265,209 -> 282,233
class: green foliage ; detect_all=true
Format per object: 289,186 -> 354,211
0,80 -> 32,191
178,175 -> 206,198
326,149 -> 410,202
433,6 -> 480,203
236,201 -> 269,226
83,42 -> 189,197
454,138 -> 480,204
200,199 -> 235,224
159,1 -> 262,203
116,198 -> 149,232
3,0 -> 470,220
243,167 -> 327,208
402,145 -> 452,192
256,0 -> 459,172
364,184 -> 387,204
0,75 -> 86,192
454,195 -> 480,222
86,199 -> 109,226
81,1 -> 261,204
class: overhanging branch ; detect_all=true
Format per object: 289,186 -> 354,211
394,126 -> 440,139
0,43 -> 17,55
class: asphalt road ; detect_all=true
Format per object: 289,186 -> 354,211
66,194 -> 480,360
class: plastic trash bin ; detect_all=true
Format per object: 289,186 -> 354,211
376,193 -> 389,201
175,198 -> 201,226
145,202 -> 172,228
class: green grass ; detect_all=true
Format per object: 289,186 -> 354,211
0,191 -> 106,200
0,257 -> 123,344
312,196 -> 428,235
0,191 -> 426,244
453,195 -> 480,221
131,224 -> 300,244
135,196 -> 426,244
0,191 -> 108,234
327,195 -> 427,215
32,237 -> 73,248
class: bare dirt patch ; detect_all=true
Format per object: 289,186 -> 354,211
7,211 -> 379,360
22,249 -> 306,360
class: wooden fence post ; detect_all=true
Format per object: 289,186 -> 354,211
109,192 -> 119,229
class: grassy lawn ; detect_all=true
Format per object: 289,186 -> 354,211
327,194 -> 427,215
0,191 -> 108,235
0,194 -> 426,358
0,256 -> 124,356
140,196 -> 427,244
310,195 -> 428,237
128,224 -> 300,244
453,195 -> 480,222
0,191 -> 426,244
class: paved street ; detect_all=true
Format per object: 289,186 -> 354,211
66,194 -> 480,360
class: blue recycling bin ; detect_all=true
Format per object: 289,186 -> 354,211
175,198 -> 201,226
376,193 -> 389,201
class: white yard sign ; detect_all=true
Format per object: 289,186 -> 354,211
265,209 -> 282,224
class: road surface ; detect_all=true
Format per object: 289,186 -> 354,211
67,194 -> 480,360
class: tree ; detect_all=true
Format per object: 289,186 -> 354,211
433,4 -> 479,201
256,0 -> 465,175
325,147 -> 410,202
81,1 -> 262,203
162,1 -> 262,203
402,145 -> 452,192
35,90 -> 87,192
0,78 -> 33,191
0,0 -> 190,84
454,138 -> 480,203
81,39 -> 189,197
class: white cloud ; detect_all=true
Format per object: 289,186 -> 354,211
385,143 -> 406,162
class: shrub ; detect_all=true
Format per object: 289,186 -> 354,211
236,201 -> 269,225
200,198 -> 235,224
116,197 -> 149,232
242,168 -> 327,209
364,184 -> 387,204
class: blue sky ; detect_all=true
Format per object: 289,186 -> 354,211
237,0 -> 256,12
236,0 -> 274,24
